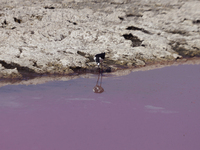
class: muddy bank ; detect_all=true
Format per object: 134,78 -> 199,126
1,57 -> 200,88
0,0 -> 200,78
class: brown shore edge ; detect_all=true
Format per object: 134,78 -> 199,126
0,57 -> 200,88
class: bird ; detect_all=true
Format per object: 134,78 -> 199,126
94,52 -> 105,67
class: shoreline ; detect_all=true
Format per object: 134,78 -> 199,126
0,56 -> 200,88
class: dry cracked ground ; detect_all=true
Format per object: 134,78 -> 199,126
0,0 -> 200,79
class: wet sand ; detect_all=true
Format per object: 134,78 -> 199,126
0,64 -> 200,150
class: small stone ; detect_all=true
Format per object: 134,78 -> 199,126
135,59 -> 145,66
127,62 -> 133,67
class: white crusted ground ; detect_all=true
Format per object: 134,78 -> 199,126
0,0 -> 200,78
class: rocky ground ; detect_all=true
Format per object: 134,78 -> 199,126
0,0 -> 200,79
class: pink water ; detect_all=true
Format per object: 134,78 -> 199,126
0,64 -> 200,150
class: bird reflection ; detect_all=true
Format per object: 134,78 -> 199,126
93,67 -> 104,93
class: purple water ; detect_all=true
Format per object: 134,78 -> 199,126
0,64 -> 200,150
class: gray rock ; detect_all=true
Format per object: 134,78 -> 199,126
0,64 -> 21,78
0,0 -> 200,78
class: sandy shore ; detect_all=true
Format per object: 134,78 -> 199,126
0,0 -> 200,78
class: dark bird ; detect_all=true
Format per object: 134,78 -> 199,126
94,52 -> 105,67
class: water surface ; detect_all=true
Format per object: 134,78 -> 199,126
0,64 -> 200,150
